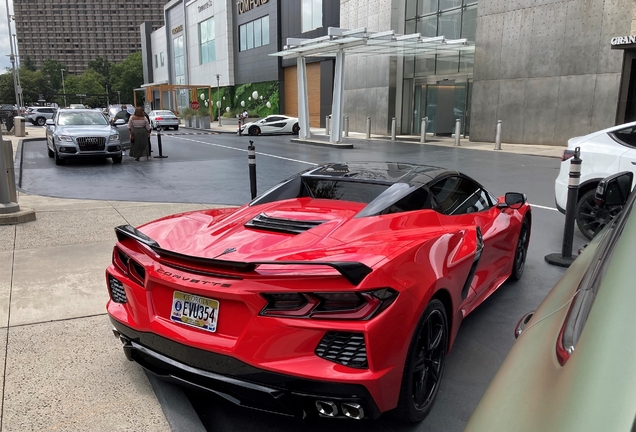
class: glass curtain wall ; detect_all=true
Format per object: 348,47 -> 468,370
404,0 -> 477,136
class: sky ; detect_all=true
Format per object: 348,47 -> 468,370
0,0 -> 14,74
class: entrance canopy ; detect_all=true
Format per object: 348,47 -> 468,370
271,27 -> 474,143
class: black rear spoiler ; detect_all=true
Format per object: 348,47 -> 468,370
115,225 -> 372,285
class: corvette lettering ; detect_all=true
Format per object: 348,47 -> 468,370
157,268 -> 232,287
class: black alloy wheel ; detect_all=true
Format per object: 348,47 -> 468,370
292,123 -> 300,134
576,189 -> 623,240
249,126 -> 261,136
396,299 -> 448,423
36,117 -> 46,126
510,217 -> 530,281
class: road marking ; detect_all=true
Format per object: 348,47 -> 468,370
530,203 -> 559,212
170,137 -> 562,212
177,137 -> 319,166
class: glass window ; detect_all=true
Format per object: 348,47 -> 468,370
254,18 -> 262,47
439,0 -> 462,10
302,0 -> 322,32
438,9 -> 462,39
160,52 -> 164,66
406,0 -> 417,19
246,21 -> 254,50
262,16 -> 270,45
612,127 -> 636,147
406,19 -> 416,35
418,0 -> 438,16
173,36 -> 185,84
199,17 -> 216,64
154,54 -> 157,68
303,179 -> 389,204
429,176 -> 491,215
418,15 -> 437,38
240,24 -> 247,51
461,5 -> 477,42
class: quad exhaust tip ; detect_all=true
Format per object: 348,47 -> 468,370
315,400 -> 365,419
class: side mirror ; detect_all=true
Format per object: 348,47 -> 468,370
595,171 -> 633,206
498,192 -> 526,209
45,119 -> 54,126
114,119 -> 125,125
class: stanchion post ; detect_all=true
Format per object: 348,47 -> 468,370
391,118 -> 396,141
420,117 -> 427,143
325,115 -> 330,135
248,140 -> 257,199
545,147 -> 582,267
494,120 -> 502,150
153,130 -> 168,158
454,119 -> 461,146
344,116 -> 349,137
366,117 -> 371,139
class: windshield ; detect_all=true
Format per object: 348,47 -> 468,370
58,111 -> 108,126
303,179 -> 389,204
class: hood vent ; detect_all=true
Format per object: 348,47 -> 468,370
245,213 -> 327,234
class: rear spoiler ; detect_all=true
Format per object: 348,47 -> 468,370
115,225 -> 372,285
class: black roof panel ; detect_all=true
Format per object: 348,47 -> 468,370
304,162 -> 455,186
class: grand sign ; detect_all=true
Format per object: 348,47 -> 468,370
237,0 -> 268,15
611,35 -> 636,46
172,24 -> 183,35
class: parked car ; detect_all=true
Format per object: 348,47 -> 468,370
106,162 -> 531,422
148,110 -> 179,130
45,108 -> 130,165
69,104 -> 86,109
555,122 -> 636,239
106,104 -> 135,120
240,114 -> 300,136
466,171 -> 636,432
26,106 -> 57,126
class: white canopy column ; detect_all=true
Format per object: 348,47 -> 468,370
296,57 -> 311,140
330,50 -> 345,143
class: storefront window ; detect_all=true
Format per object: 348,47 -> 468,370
199,17 -> 216,65
302,0 -> 322,32
438,9 -> 462,40
239,16 -> 270,52
173,35 -> 184,84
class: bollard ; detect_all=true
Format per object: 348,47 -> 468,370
494,120 -> 502,150
325,115 -> 331,135
0,138 -> 20,214
454,119 -> 461,146
366,117 -> 371,139
153,130 -> 168,158
420,117 -> 427,143
248,140 -> 257,199
344,116 -> 349,137
545,147 -> 582,267
391,118 -> 396,141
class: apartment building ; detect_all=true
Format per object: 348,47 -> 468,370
13,0 -> 167,73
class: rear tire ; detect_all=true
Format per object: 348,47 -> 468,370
395,299 -> 448,423
174,126 -> 179,131
292,123 -> 300,134
36,117 -> 46,126
575,188 -> 623,240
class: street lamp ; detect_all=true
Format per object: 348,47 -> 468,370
106,85 -> 109,107
216,74 -> 221,127
60,69 -> 67,107
5,2 -> 20,110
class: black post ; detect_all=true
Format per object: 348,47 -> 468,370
153,130 -> 168,159
248,140 -> 257,199
545,147 -> 582,267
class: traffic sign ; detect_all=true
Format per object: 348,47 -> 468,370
190,101 -> 200,110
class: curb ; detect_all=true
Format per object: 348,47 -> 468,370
289,138 -> 354,149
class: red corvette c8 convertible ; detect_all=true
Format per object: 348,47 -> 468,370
106,162 -> 531,423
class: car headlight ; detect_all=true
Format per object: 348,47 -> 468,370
56,135 -> 73,142
109,134 -> 120,141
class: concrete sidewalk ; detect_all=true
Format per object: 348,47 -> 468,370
0,122 -> 562,430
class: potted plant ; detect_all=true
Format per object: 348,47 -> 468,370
195,105 -> 210,129
180,108 -> 195,128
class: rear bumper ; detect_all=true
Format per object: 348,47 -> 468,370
110,318 -> 381,420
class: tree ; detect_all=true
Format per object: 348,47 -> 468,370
18,69 -> 52,105
41,59 -> 67,93
64,69 -> 105,107
88,57 -> 110,84
22,56 -> 37,72
109,52 -> 143,105
0,71 -> 15,103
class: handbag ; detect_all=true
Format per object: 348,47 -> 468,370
130,131 -> 135,143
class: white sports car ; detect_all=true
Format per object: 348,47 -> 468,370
148,110 -> 180,130
555,121 -> 636,239
240,115 -> 300,136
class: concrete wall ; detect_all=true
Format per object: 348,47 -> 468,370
150,27 -> 169,84
340,0 -> 397,134
471,0 -> 632,145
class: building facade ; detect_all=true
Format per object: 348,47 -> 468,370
13,0 -> 167,74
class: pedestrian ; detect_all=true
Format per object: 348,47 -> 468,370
113,104 -> 131,124
143,110 -> 153,156
128,107 -> 151,161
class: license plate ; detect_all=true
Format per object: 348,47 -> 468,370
170,291 -> 219,332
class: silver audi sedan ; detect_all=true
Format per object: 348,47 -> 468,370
45,109 -> 131,166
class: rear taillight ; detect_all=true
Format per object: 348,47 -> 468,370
260,288 -> 398,320
562,149 -> 576,161
155,117 -> 163,121
112,247 -> 145,287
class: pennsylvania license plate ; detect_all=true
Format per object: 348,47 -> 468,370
170,291 -> 219,332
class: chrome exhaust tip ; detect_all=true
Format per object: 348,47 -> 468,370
315,400 -> 338,417
341,402 -> 364,420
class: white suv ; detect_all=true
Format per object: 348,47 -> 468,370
555,121 -> 636,239
26,106 -> 58,126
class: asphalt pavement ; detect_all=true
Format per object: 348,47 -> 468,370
0,122 -> 576,431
